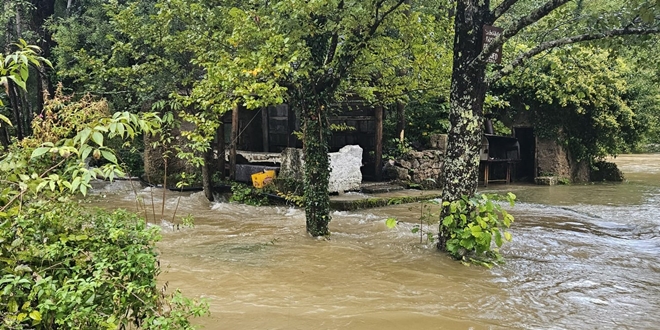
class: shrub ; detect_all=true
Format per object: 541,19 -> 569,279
439,193 -> 516,267
0,203 -> 208,329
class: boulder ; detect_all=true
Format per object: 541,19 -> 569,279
328,145 -> 363,193
279,148 -> 305,181
279,145 -> 363,193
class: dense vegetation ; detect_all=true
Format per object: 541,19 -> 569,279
1,58 -> 207,328
1,0 -> 660,269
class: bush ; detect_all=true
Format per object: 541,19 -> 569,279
0,203 -> 208,329
0,89 -> 206,329
439,193 -> 516,267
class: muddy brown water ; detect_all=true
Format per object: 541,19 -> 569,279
91,154 -> 660,329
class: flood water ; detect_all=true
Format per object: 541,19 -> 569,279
91,154 -> 660,329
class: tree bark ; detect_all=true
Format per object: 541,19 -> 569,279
201,147 -> 214,202
31,0 -> 56,109
302,99 -> 331,237
218,122 -> 226,181
229,104 -> 239,180
438,0 -> 490,247
7,81 -> 24,140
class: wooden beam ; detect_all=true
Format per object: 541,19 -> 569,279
218,120 -> 226,181
229,104 -> 239,180
395,101 -> 406,143
374,105 -> 384,180
287,104 -> 297,147
261,107 -> 269,152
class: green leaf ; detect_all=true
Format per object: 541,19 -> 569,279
81,145 -> 93,160
8,299 -> 18,312
101,150 -> 117,164
31,147 -> 50,159
442,215 -> 454,226
91,131 -> 104,146
385,217 -> 397,229
71,177 -> 81,192
29,310 -> 42,322
494,230 -> 503,247
8,75 -> 26,90
79,128 -> 92,145
0,113 -> 12,127
504,231 -> 512,241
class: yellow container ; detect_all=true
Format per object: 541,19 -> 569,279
251,170 -> 276,188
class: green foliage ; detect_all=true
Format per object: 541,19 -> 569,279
229,183 -> 268,207
412,200 -> 439,244
495,47 -> 638,161
0,88 -> 207,328
0,204 -> 208,329
0,40 -> 51,130
439,193 -> 516,267
383,200 -> 438,245
383,137 -> 412,161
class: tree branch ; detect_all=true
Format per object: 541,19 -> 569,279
473,0 -> 572,68
369,0 -> 406,36
490,0 -> 520,23
488,27 -> 660,84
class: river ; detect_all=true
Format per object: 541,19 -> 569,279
92,154 -> 660,329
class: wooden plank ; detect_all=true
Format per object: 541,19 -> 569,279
329,116 -> 374,121
261,107 -> 269,152
287,104 -> 297,147
218,121 -> 226,180
374,105 -> 383,180
229,104 -> 239,180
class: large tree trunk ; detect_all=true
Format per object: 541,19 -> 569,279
302,100 -> 331,237
438,0 -> 489,247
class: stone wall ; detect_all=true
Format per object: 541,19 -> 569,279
536,137 -> 589,183
382,134 -> 447,188
383,150 -> 444,188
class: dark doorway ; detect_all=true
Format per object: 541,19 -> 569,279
514,127 -> 535,182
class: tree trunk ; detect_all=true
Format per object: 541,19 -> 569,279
201,147 -> 214,202
302,100 -> 331,237
217,122 -> 226,181
8,81 -> 24,140
229,104 -> 239,180
438,0 -> 490,247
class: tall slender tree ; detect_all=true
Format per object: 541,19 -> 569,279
439,0 -> 660,247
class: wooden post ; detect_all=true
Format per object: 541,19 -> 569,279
287,104 -> 297,147
261,107 -> 269,152
395,101 -> 406,143
374,105 -> 384,180
218,120 -> 226,180
229,104 -> 239,181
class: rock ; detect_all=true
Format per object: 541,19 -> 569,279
535,176 -> 558,185
428,134 -> 448,151
328,145 -> 363,193
397,159 -> 412,169
590,161 -> 624,182
280,148 -> 305,181
280,146 -> 363,193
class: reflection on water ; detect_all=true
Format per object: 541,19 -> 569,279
90,154 -> 660,329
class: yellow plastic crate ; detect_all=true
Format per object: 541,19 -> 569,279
251,170 -> 276,188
